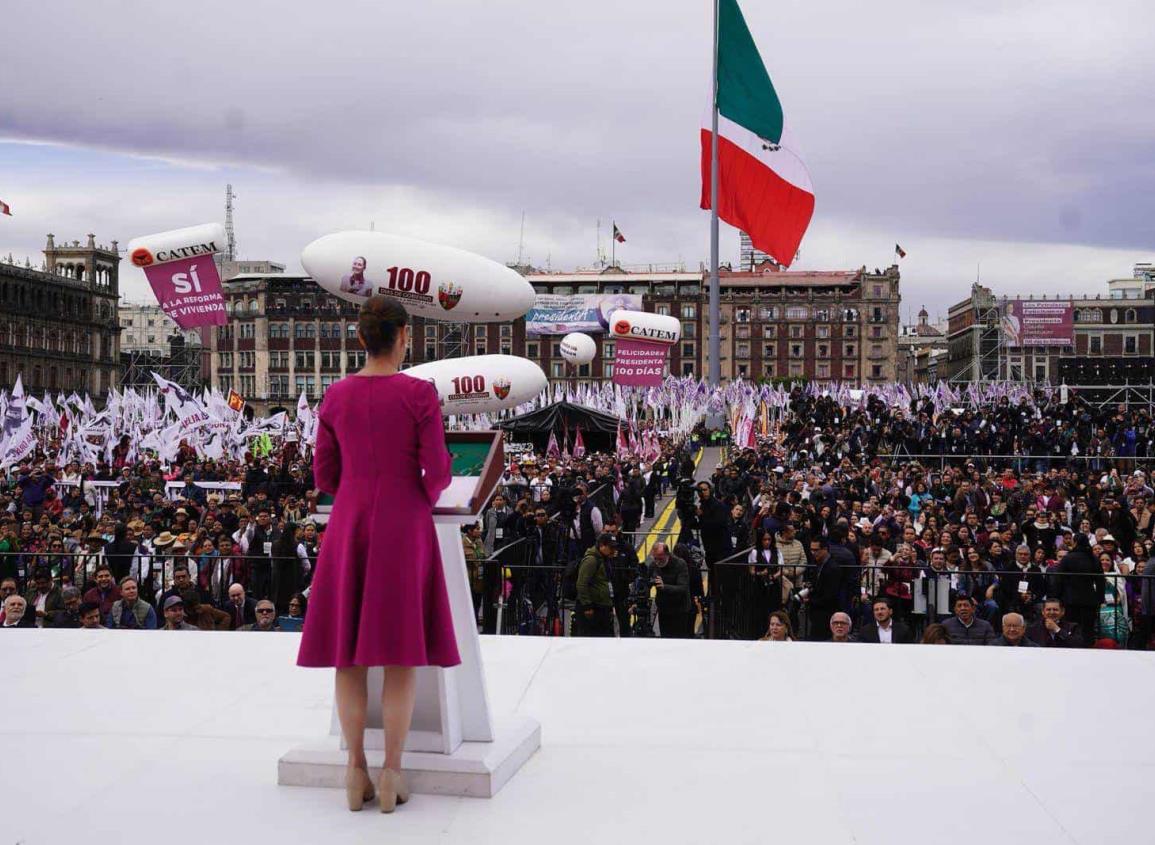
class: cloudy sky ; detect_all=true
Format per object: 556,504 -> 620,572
1,0 -> 1152,322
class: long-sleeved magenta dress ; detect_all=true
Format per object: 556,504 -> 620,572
297,373 -> 462,668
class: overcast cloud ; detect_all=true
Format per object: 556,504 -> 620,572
1,0 -> 1152,318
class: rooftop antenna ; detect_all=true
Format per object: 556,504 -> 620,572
516,211 -> 526,266
224,184 -> 237,261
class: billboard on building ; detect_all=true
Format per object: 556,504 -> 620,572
1001,299 -> 1073,347
525,293 -> 642,335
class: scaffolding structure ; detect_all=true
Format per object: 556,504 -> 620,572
950,284 -> 1004,384
437,322 -> 472,360
119,334 -> 203,392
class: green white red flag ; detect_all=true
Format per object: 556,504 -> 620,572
700,0 -> 814,268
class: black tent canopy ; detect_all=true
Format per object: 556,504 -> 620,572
497,401 -> 621,452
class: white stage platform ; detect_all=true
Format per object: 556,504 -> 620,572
2,630 -> 1151,845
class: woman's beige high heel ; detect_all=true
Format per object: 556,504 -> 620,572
345,766 -> 375,811
377,768 -> 410,813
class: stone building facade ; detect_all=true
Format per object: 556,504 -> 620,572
897,307 -> 947,385
210,263 -> 902,414
0,234 -> 121,396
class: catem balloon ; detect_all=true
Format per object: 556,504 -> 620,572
125,223 -> 227,268
560,332 -> 597,366
405,355 -> 547,415
608,310 -> 681,345
301,231 -> 535,323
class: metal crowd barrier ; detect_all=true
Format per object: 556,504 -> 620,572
703,560 -> 1153,648
0,551 -> 314,610
773,451 -> 1154,473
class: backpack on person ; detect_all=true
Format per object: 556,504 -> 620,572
561,555 -> 583,602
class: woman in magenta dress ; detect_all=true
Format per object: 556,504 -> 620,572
298,295 -> 460,813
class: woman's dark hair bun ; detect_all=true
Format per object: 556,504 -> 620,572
358,295 -> 409,356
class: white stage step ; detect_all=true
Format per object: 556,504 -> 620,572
1,630 -> 1150,844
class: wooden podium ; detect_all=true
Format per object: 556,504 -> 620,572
278,431 -> 541,797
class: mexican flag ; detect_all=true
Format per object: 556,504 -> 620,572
700,0 -> 814,268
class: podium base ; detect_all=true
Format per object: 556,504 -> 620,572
277,714 -> 540,798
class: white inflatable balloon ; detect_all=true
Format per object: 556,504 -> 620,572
126,223 -> 227,267
406,355 -> 546,415
608,310 -> 681,345
301,231 -> 535,323
560,332 -> 596,366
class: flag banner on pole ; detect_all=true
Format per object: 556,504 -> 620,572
546,429 -> 561,459
0,417 -> 36,467
895,243 -> 907,259
612,223 -> 626,243
700,0 -> 814,268
0,199 -> 12,216
226,389 -> 245,413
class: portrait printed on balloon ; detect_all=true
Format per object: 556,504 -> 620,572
339,256 -> 373,297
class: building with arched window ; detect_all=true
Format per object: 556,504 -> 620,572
0,233 -> 121,396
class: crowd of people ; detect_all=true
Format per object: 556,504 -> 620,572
468,389 -> 1155,649
0,448 -> 317,631
695,389 -> 1154,648
2,384 -> 1152,651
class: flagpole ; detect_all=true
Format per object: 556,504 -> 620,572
611,220 -> 616,269
708,0 -> 721,388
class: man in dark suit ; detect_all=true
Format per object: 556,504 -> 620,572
696,481 -> 733,568
856,597 -> 914,643
1026,598 -> 1084,648
806,537 -> 844,641
224,582 -> 257,631
1053,534 -> 1104,646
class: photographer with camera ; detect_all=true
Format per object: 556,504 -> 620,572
643,542 -> 691,638
604,516 -> 640,636
674,473 -> 699,546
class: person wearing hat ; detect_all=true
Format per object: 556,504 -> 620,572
161,595 -> 199,631
217,497 -> 240,536
1096,493 -> 1136,555
70,531 -> 107,592
154,533 -> 193,603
